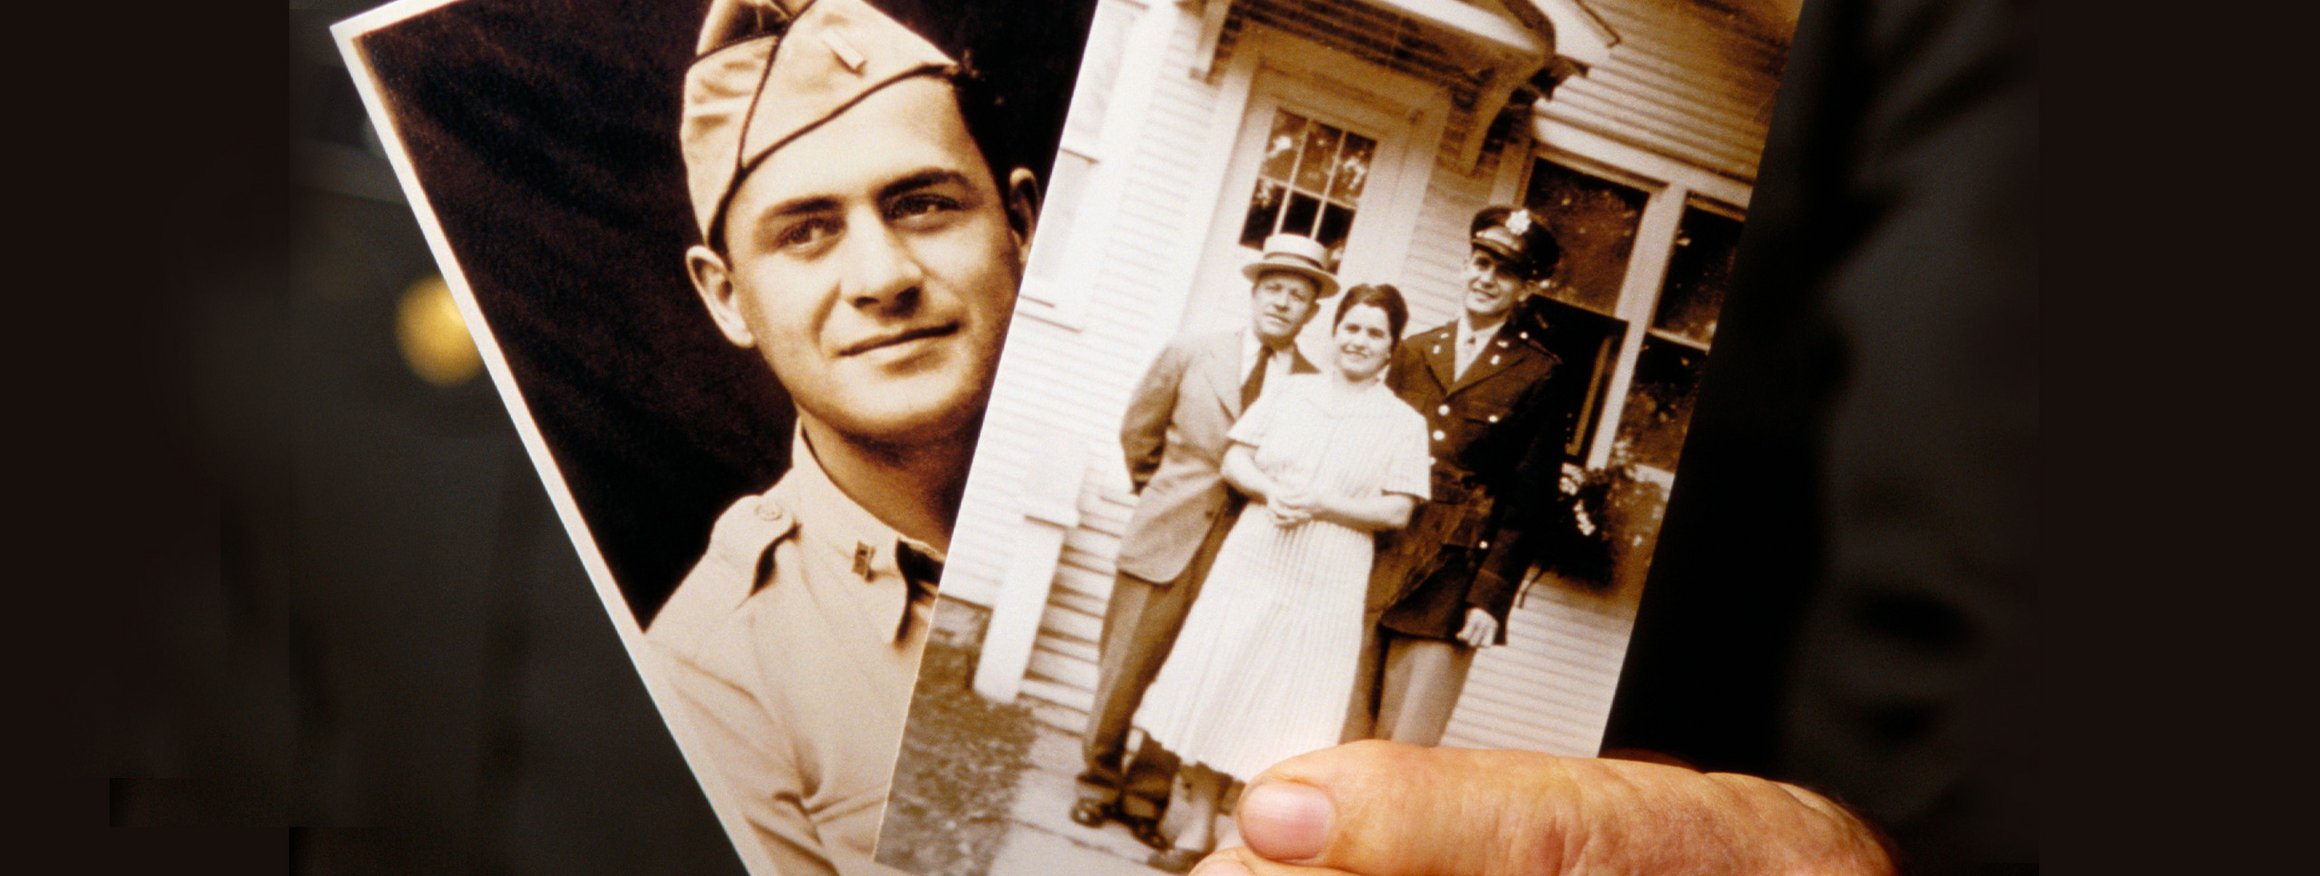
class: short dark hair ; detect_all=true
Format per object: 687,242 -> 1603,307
1333,283 -> 1411,345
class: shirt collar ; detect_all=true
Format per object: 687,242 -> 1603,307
776,430 -> 945,644
1457,312 -> 1510,348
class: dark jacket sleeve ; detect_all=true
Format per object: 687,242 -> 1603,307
1465,353 -> 1574,636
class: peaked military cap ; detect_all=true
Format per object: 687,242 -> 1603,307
680,0 -> 959,241
1470,204 -> 1562,281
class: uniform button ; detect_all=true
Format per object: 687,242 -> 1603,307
1488,414 -> 1500,423
1432,429 -> 1446,441
1437,404 -> 1450,416
1480,540 -> 1490,550
754,499 -> 788,523
1489,354 -> 1501,366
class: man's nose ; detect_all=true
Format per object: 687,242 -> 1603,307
839,220 -> 926,314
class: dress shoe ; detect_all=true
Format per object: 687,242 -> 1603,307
1147,847 -> 1205,874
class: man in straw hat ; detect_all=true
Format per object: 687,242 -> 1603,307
1349,204 -> 1571,747
641,0 -> 1041,872
1074,233 -> 1337,853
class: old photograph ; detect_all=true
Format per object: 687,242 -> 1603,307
875,0 -> 1802,873
333,0 -> 1098,873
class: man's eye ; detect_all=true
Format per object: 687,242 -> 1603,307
889,193 -> 962,222
775,217 -> 840,250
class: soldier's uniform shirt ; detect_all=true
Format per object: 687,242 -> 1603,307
646,433 -> 939,876
1452,313 -> 1508,379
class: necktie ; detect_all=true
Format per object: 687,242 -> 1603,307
894,541 -> 945,641
1456,330 -> 1483,378
1241,343 -> 1274,410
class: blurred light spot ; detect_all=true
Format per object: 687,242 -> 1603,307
395,275 -> 482,387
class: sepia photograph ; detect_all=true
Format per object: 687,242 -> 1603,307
875,0 -> 1802,873
333,0 -> 1098,873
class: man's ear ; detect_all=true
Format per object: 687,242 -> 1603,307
1001,167 -> 1041,268
684,244 -> 757,349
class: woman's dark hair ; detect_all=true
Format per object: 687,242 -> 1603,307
1333,283 -> 1411,345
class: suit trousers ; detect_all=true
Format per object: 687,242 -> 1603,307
1078,504 -> 1238,820
1345,624 -> 1475,746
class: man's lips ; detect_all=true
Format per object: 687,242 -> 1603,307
839,322 -> 960,357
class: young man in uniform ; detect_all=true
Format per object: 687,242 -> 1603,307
1350,205 -> 1568,745
641,1 -> 1040,872
1073,234 -> 1336,860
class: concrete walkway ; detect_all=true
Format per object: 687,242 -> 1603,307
986,723 -> 1242,875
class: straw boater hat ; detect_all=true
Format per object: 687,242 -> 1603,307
1240,233 -> 1342,298
679,0 -> 959,242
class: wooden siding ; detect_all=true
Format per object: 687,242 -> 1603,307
1535,0 -> 1791,182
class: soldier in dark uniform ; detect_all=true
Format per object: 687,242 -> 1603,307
1350,204 -> 1569,745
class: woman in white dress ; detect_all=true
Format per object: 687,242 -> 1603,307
1132,283 -> 1433,870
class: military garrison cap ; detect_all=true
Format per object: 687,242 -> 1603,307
1470,204 -> 1562,281
680,0 -> 959,241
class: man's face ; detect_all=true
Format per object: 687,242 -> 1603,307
688,77 -> 1034,448
1249,270 -> 1321,346
1461,246 -> 1529,322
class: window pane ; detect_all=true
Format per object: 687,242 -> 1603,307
1653,206 -> 1739,345
1241,180 -> 1286,248
1522,160 -> 1646,314
1296,122 -> 1342,193
1316,203 -> 1354,251
1261,112 -> 1305,181
1330,133 -> 1376,203
1282,191 -> 1322,239
1614,338 -> 1707,471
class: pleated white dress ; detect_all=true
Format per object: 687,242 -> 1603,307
1132,375 -> 1432,781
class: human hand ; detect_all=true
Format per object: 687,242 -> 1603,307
1267,487 -> 1316,526
1188,741 -> 1895,876
1455,608 -> 1498,648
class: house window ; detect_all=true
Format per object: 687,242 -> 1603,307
1616,205 -> 1740,471
1520,160 -> 1649,463
1524,161 -> 1645,314
1236,110 -> 1377,268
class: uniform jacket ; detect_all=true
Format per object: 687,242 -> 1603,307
645,433 -> 934,876
1371,316 -> 1565,644
1114,328 -> 1316,584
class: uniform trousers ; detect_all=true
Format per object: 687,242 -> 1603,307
1344,620 -> 1476,745
1077,505 -> 1238,820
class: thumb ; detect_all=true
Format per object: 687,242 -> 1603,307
1230,741 -> 1895,876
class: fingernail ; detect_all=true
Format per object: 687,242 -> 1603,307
1190,859 -> 1252,876
1237,780 -> 1332,862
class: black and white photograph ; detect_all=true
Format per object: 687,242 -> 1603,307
332,1 -> 1098,873
875,1 -> 1802,873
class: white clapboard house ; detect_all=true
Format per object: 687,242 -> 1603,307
942,0 -> 1794,755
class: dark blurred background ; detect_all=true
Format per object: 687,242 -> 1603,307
83,0 -> 2031,873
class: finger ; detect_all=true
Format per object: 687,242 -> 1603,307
1232,741 -> 1895,876
1189,846 -> 1360,876
1599,747 -> 1695,769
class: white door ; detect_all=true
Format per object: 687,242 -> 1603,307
1181,73 -> 1423,364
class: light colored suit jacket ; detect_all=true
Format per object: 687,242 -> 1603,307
1114,328 -> 1315,584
